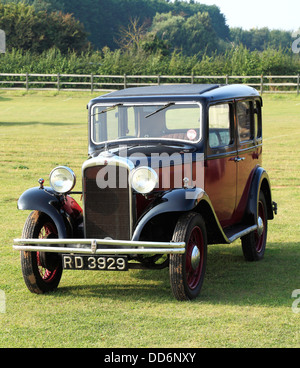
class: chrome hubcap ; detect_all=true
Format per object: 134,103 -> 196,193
191,246 -> 201,270
257,216 -> 264,237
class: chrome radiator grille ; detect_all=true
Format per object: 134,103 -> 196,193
84,165 -> 131,240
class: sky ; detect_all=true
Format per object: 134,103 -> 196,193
193,0 -> 300,31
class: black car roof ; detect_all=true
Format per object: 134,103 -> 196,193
101,84 -> 220,97
90,84 -> 260,105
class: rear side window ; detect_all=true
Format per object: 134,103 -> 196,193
237,100 -> 262,142
209,104 -> 231,148
254,100 -> 262,139
237,101 -> 251,142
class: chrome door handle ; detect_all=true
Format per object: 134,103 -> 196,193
235,157 -> 245,163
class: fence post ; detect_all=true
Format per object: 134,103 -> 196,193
124,74 -> 127,89
260,75 -> 264,95
226,75 -> 229,84
191,73 -> 194,84
91,74 -> 94,93
57,73 -> 60,92
297,74 -> 299,95
157,75 -> 161,86
26,72 -> 29,91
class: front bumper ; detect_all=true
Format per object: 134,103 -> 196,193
13,238 -> 186,255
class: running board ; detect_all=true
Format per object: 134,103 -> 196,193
224,224 -> 258,244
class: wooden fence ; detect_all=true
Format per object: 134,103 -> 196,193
0,73 -> 299,94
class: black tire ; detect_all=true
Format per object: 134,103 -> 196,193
242,191 -> 268,262
169,212 -> 207,301
20,211 -> 63,294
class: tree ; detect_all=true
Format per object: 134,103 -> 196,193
184,12 -> 218,55
115,17 -> 170,56
116,18 -> 148,52
151,12 -> 185,50
46,11 -> 90,53
1,0 -> 64,12
140,33 -> 170,56
60,0 -> 229,50
151,11 -> 218,56
0,2 -> 90,53
230,27 -> 293,52
0,0 -> 230,51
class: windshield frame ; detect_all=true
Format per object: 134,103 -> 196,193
90,101 -> 203,146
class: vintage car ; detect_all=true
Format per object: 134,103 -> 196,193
13,84 -> 277,301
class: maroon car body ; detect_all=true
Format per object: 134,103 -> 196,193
14,84 -> 277,300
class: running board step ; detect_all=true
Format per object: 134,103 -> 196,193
224,224 -> 258,244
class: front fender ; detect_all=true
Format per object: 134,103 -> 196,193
18,187 -> 68,238
132,188 -> 207,241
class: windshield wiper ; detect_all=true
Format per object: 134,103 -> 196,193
92,103 -> 123,116
145,102 -> 175,119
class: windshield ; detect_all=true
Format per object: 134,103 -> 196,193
91,102 -> 202,145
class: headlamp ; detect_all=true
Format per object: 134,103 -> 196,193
49,166 -> 76,194
130,167 -> 158,194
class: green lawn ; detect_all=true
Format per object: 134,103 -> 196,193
0,91 -> 299,348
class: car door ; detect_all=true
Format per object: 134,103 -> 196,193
234,99 -> 263,223
205,102 -> 238,228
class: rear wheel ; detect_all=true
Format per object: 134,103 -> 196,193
169,213 -> 207,301
20,211 -> 63,294
242,191 -> 268,262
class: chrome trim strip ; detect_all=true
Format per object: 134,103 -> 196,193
13,238 -> 185,248
13,238 -> 186,255
13,246 -> 185,255
82,152 -> 135,172
237,144 -> 263,154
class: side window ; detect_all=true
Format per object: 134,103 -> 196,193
209,104 -> 231,148
254,100 -> 262,139
237,101 -> 251,142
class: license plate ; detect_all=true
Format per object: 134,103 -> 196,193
63,255 -> 128,271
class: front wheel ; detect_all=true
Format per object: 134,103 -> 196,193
169,213 -> 207,301
20,211 -> 63,294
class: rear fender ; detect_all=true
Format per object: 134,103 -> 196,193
244,167 -> 275,225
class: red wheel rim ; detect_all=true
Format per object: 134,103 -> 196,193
255,201 -> 266,253
37,222 -> 59,283
185,226 -> 204,290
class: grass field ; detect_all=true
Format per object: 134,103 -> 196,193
0,91 -> 299,348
